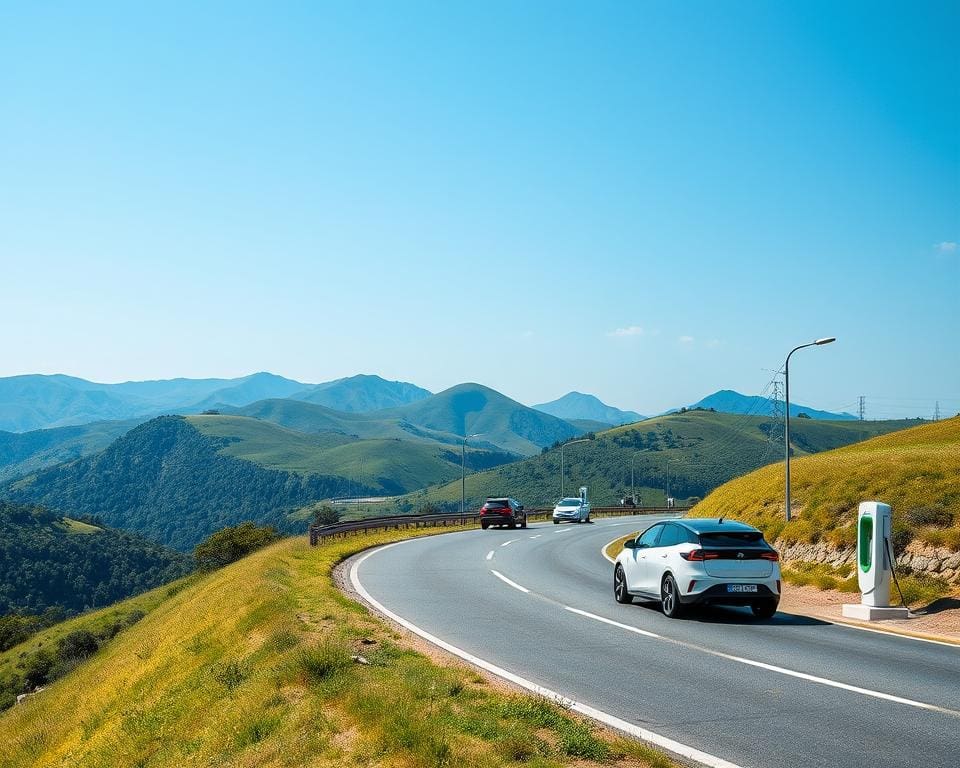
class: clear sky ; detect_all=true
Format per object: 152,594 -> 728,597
2,1 -> 957,418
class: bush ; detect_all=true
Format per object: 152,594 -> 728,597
194,522 -> 281,571
311,504 -> 340,526
58,630 -> 99,661
0,614 -> 41,652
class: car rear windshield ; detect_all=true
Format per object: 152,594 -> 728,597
699,531 -> 764,547
484,500 -> 509,509
559,498 -> 581,506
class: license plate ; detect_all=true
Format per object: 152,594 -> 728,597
727,584 -> 758,593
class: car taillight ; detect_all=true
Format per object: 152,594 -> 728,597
761,551 -> 780,561
680,549 -> 719,561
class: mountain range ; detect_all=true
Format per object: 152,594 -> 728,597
687,390 -> 857,421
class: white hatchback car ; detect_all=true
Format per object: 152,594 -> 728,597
613,518 -> 781,618
552,497 -> 591,524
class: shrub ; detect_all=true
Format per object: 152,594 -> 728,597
193,522 -> 281,570
57,630 -> 99,661
311,504 -> 340,526
296,639 -> 353,683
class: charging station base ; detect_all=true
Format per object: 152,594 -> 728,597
842,604 -> 910,621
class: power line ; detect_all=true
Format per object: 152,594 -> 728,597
934,401 -> 941,422
858,395 -> 865,421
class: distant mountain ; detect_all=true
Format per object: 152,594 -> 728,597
534,392 -> 644,426
291,374 -> 431,412
190,372 -> 307,410
0,418 -> 145,482
382,383 -> 582,456
3,416 -> 354,550
0,373 -> 311,432
0,500 -> 191,616
689,390 -> 857,421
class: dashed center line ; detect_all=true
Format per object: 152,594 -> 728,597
485,550 -> 494,561
490,569 -> 529,593
501,539 -> 520,547
529,534 -> 542,539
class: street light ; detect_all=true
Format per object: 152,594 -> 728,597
560,438 -> 590,498
784,337 -> 836,521
461,433 -> 482,525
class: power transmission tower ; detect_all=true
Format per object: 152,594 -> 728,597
858,396 -> 865,421
934,401 -> 940,422
763,378 -> 785,461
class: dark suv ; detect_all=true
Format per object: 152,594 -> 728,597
480,498 -> 527,529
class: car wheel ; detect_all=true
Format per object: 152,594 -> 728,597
661,574 -> 684,618
614,565 -> 633,604
553,518 -> 559,524
751,599 -> 779,619
481,521 -> 488,530
520,517 -> 527,529
509,521 -> 517,529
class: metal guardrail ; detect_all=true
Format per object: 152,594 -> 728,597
308,505 -> 690,545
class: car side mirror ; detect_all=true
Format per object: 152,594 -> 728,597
623,539 -> 636,549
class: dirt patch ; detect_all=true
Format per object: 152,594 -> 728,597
780,583 -> 960,643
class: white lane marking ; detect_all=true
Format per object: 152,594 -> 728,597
554,528 -> 572,534
350,543 -> 743,768
529,534 -> 542,539
486,550 -> 494,561
490,569 -> 530,593
501,539 -> 520,547
565,604 -> 960,719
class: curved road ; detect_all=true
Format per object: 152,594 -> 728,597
350,516 -> 960,768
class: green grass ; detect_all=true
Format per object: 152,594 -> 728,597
59,517 -> 101,534
0,528 -> 677,768
360,410 -> 917,515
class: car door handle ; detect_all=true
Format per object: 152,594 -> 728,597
660,554 -> 668,558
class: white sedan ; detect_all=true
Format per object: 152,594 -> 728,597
552,497 -> 590,524
613,518 -> 781,618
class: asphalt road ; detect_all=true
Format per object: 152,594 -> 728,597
351,515 -> 960,768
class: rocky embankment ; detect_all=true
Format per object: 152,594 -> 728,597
777,539 -> 960,584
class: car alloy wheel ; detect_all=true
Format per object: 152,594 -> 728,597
661,574 -> 684,618
751,599 -> 778,619
614,565 -> 633,604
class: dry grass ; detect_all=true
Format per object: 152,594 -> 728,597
0,526 -> 677,768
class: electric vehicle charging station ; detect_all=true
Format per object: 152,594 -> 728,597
842,501 -> 910,621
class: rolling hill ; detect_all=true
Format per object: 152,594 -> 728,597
534,392 -> 644,426
0,418 -> 144,483
381,383 -> 582,456
380,410 -> 920,514
188,414 -> 516,495
0,500 -> 191,616
1,416 -> 355,551
290,373 -> 431,412
688,416 -> 960,556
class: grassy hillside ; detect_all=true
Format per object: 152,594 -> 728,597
0,418 -> 143,482
0,531 -> 671,768
689,416 -> 960,553
3,416 -> 354,551
381,383 -> 582,457
189,414 -> 515,495
366,411 -> 918,515
0,501 -> 191,616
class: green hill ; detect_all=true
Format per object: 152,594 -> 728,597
188,414 -> 515,495
381,383 -> 582,457
689,416 -> 960,553
0,501 -> 191,616
382,410 -> 919,513
2,416 -> 355,551
0,418 -> 144,483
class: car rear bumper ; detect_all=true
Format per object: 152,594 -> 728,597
480,514 -> 519,525
680,583 -> 779,606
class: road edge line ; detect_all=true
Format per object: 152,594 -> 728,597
350,542 -> 745,768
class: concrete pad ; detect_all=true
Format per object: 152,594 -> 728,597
842,603 -> 911,621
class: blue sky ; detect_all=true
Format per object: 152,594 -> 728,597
1,1 -> 957,417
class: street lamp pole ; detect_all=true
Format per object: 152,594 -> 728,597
784,337 -> 836,522
461,433 -> 481,525
560,438 -> 590,498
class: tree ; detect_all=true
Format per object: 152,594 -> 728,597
311,504 -> 340,526
193,522 -> 281,571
